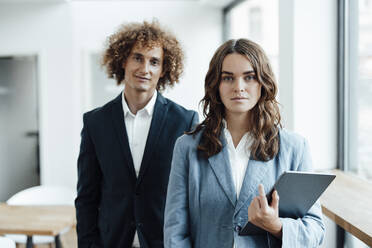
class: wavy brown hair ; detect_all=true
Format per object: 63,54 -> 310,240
101,20 -> 184,91
190,39 -> 281,161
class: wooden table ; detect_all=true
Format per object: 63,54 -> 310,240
320,169 -> 372,247
0,203 -> 76,248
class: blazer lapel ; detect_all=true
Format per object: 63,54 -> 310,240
208,136 -> 237,207
111,93 -> 137,181
234,158 -> 273,217
136,93 -> 168,187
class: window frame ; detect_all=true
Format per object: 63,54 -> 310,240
222,0 -> 247,41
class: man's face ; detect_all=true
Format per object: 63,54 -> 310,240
123,43 -> 164,94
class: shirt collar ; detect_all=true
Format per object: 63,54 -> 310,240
222,119 -> 253,151
122,90 -> 157,117
222,119 -> 233,145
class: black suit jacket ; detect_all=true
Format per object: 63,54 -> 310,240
75,93 -> 198,248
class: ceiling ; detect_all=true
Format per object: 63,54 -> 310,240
0,0 -> 235,7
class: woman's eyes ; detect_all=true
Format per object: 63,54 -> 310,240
222,76 -> 233,81
245,75 -> 257,81
222,75 -> 257,82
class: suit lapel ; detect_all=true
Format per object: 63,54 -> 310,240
136,93 -> 168,187
208,135 -> 237,207
111,93 -> 137,181
234,158 -> 273,217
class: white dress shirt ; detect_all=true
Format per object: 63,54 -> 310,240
122,90 -> 157,248
223,120 -> 253,248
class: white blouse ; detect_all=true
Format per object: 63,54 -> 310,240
222,120 -> 253,248
223,120 -> 253,198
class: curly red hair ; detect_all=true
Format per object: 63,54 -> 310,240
102,20 -> 184,91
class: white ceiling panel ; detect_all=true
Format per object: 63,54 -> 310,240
0,0 -> 234,7
0,0 -> 68,3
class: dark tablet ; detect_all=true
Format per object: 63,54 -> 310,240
239,171 -> 336,236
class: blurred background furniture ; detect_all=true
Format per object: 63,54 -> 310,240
2,186 -> 76,248
0,236 -> 16,248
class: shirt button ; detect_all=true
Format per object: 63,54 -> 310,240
235,225 -> 241,232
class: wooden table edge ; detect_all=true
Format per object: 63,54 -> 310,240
321,205 -> 372,246
0,204 -> 76,236
320,169 -> 372,247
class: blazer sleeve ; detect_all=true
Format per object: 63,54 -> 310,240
164,137 -> 193,248
75,113 -> 103,247
268,139 -> 325,248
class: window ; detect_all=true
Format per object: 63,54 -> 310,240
341,0 -> 372,247
344,0 -> 372,181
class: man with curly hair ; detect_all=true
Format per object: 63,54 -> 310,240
75,20 -> 199,248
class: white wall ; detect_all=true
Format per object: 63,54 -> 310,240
0,3 -> 75,188
0,1 -> 222,190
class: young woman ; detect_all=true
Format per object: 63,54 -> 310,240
164,39 -> 325,247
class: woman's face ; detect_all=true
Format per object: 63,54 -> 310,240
218,53 -> 262,116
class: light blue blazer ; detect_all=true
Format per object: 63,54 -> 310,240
164,129 -> 325,248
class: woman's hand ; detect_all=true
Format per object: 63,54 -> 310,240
248,184 -> 283,239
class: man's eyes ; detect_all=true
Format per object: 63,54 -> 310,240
133,55 -> 142,62
132,56 -> 159,66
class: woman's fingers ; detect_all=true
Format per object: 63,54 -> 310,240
248,197 -> 260,221
271,190 -> 279,210
249,185 -> 280,231
251,197 -> 260,209
258,184 -> 265,196
258,184 -> 268,210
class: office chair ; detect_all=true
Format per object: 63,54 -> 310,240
0,236 -> 16,248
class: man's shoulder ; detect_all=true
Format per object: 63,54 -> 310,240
83,94 -> 120,122
161,95 -> 197,118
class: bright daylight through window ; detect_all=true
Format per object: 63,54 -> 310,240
348,0 -> 372,180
